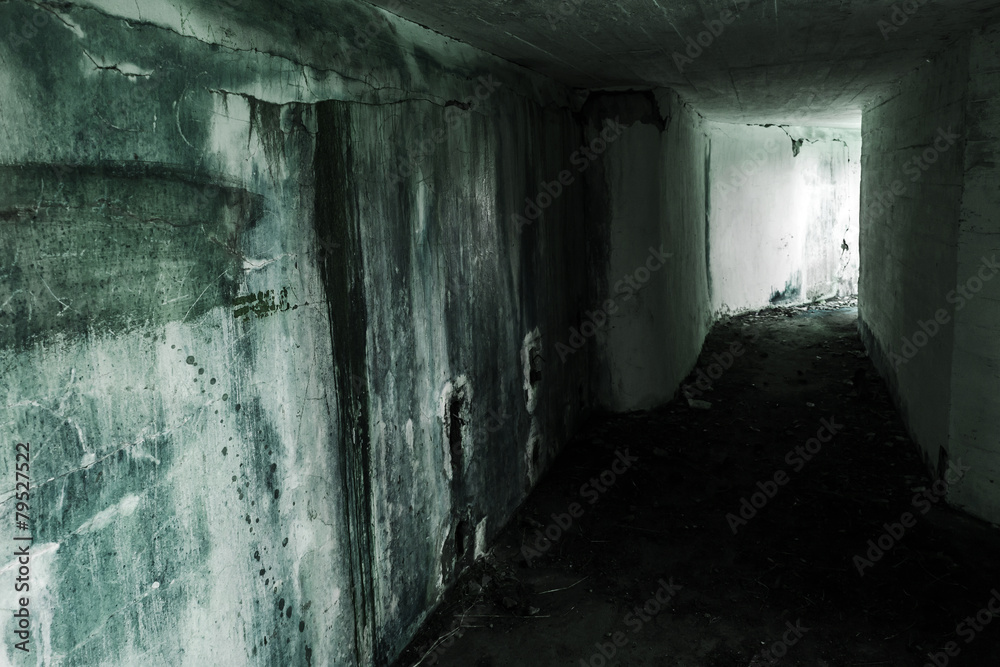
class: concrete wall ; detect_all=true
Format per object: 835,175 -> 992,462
583,99 -> 863,413
858,39 -> 969,490
584,91 -> 713,413
0,1 -> 591,664
707,123 -> 861,315
948,25 -> 1000,520
328,93 -> 591,663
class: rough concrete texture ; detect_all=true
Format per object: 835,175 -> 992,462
948,25 -> 1000,521
4,0 -> 999,663
707,123 -> 861,315
583,91 -> 712,413
319,93 -> 592,664
366,0 -> 1000,126
0,1 -> 592,664
858,38 -> 975,515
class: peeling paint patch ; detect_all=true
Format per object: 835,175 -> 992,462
57,12 -> 85,39
474,517 -> 488,558
524,417 -> 544,492
521,329 -> 543,414
73,494 -> 141,535
404,418 -> 414,454
243,254 -> 296,271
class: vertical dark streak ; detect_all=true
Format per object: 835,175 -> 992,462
704,138 -> 714,301
313,100 -> 376,666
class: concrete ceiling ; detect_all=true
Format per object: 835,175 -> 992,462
365,0 -> 1000,127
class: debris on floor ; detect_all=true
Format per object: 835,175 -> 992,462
392,302 -> 1000,667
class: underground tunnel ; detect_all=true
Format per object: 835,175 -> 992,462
1,0 -> 1000,665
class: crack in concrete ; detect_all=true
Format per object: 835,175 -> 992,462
207,87 -> 455,111
26,0 -> 81,33
81,48 -> 152,77
15,0 -> 565,123
57,0 -> 402,94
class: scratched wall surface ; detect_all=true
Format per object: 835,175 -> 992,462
0,0 -> 589,665
315,93 -> 591,663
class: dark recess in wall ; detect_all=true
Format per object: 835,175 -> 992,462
443,384 -> 474,581
449,392 -> 466,477
578,89 -> 667,131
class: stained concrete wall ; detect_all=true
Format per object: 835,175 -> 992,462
948,25 -> 1000,520
584,91 -> 713,413
707,123 -> 861,316
326,93 -> 591,664
0,1 -> 590,664
858,39 -> 969,495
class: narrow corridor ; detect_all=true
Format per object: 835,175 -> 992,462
395,302 -> 1000,667
7,2 -> 1000,663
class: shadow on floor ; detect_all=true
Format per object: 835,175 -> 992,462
392,303 -> 1000,667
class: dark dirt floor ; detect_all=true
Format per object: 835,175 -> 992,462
391,301 -> 1000,667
